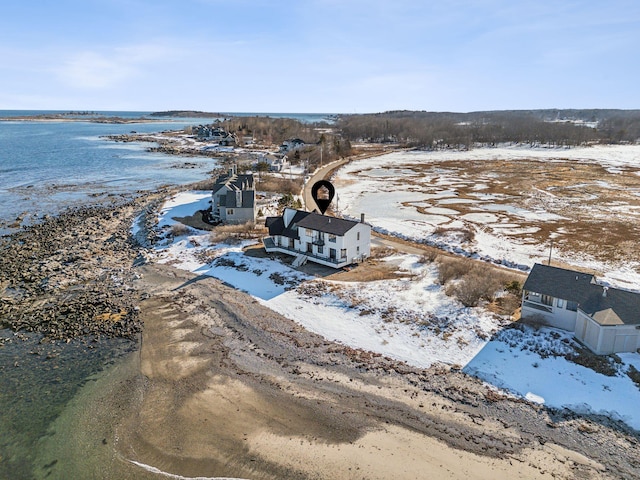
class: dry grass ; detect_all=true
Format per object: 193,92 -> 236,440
257,175 -> 303,194
209,222 -> 266,244
435,255 -> 522,307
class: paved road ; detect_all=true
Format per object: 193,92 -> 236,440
302,157 -> 353,212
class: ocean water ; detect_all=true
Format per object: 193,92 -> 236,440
0,116 -> 222,235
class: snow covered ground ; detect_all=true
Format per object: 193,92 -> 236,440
333,145 -> 640,289
147,190 -> 640,431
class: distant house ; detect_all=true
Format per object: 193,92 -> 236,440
263,208 -> 371,268
279,138 -> 305,153
259,153 -> 289,172
220,133 -> 238,146
194,125 -> 228,141
521,263 -> 640,355
211,166 -> 256,224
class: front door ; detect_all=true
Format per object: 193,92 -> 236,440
306,242 -> 312,253
329,248 -> 336,260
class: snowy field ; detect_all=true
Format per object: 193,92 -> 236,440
333,145 -> 640,290
146,190 -> 640,431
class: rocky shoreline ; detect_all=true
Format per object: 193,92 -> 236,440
0,191 -> 167,342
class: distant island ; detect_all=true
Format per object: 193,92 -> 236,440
149,110 -> 224,118
0,112 -> 160,124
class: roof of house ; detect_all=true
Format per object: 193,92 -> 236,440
295,212 -> 360,236
213,173 -> 254,192
220,190 -> 254,209
524,263 -> 640,326
265,214 -> 301,239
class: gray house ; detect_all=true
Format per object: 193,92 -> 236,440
522,263 -> 640,355
211,166 -> 256,224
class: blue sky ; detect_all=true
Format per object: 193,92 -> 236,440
1,0 -> 639,113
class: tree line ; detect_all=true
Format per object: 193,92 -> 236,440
335,109 -> 640,148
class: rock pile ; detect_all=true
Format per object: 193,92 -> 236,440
0,196 -> 161,341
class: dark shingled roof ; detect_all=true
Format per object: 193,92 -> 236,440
524,263 -> 640,326
295,212 -> 359,236
223,190 -> 254,208
265,213 -> 305,239
213,173 -> 255,191
523,264 -> 595,301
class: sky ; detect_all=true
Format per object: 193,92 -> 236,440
1,0 -> 639,113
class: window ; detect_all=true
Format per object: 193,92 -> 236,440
227,208 -> 234,215
567,301 -> 578,312
557,298 -> 565,308
305,228 -> 313,236
328,234 -> 336,243
541,294 -> 553,306
318,245 -> 323,254
340,248 -> 347,259
357,232 -> 360,241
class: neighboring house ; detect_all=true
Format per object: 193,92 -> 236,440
259,153 -> 289,172
194,125 -> 228,141
220,133 -> 238,146
521,263 -> 640,355
279,138 -> 305,153
211,166 -> 256,224
263,208 -> 371,268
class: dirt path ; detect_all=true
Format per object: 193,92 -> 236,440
37,262 -> 639,479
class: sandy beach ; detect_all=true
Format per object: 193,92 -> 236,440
0,189 -> 637,479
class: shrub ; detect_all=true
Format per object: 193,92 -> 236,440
445,267 -> 503,307
505,280 -> 522,296
170,223 -> 193,237
435,256 -> 470,284
436,256 -> 520,307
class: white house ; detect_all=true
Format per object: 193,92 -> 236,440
279,138 -> 306,153
211,166 -> 256,224
521,263 -> 640,355
258,153 -> 290,172
263,208 -> 371,268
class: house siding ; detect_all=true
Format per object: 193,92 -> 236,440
521,292 -> 577,331
575,311 -> 640,355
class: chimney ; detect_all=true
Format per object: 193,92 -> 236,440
361,213 -> 365,223
603,287 -> 608,298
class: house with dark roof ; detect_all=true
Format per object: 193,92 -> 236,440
522,263 -> 640,355
279,138 -> 306,153
211,166 -> 256,224
263,208 -> 371,268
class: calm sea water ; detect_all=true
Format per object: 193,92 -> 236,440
0,115 -> 218,235
0,110 -> 332,479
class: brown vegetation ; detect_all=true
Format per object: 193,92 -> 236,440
209,222 -> 265,244
257,175 -> 303,194
433,255 -> 522,309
